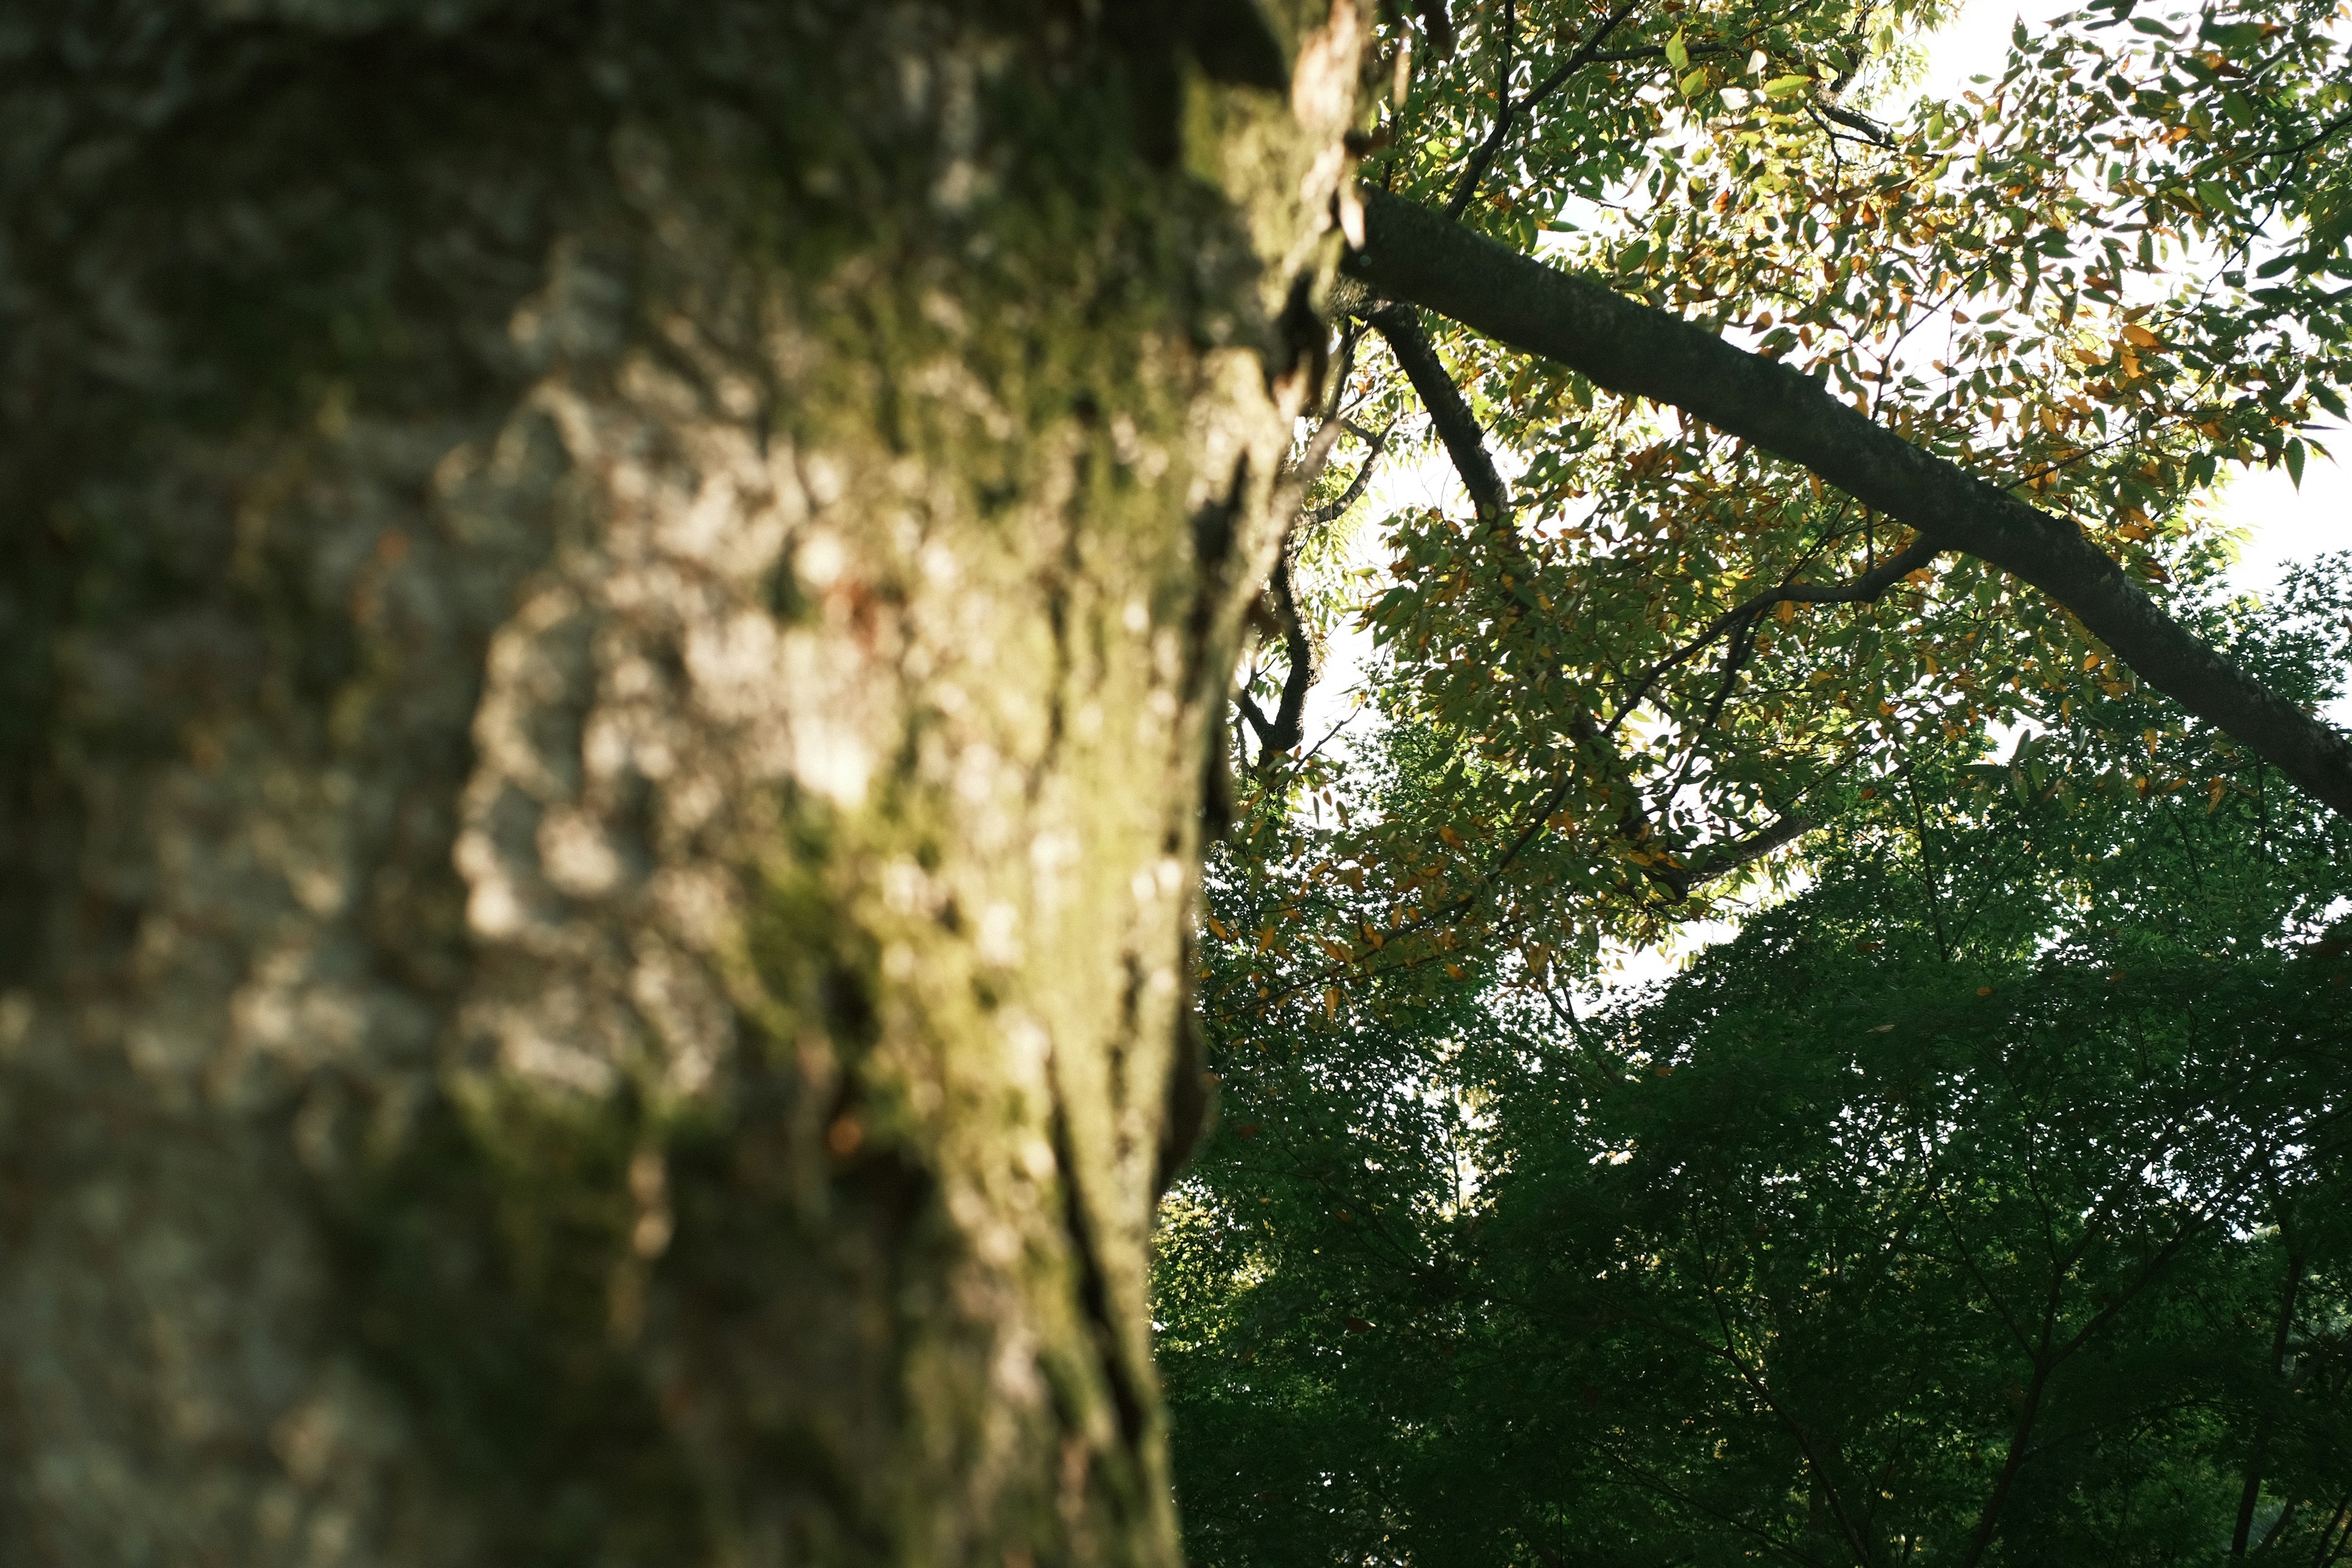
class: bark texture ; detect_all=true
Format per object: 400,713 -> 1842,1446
0,4 -> 1361,1563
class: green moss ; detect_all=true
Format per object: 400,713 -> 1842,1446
331,1082 -> 708,1567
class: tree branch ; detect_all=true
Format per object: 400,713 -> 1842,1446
1343,187 -> 2352,818
1648,810 -> 1815,897
1250,549 -> 1317,762
1272,321 -> 1364,523
1307,419 -> 1395,524
1609,533 -> 1943,739
1444,0 -> 1643,220
1816,100 -> 1893,145
1365,301 -> 1512,521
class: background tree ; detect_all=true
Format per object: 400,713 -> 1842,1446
1164,560 -> 2352,1566
1223,0 -> 2352,1033
0,4 -> 1367,1562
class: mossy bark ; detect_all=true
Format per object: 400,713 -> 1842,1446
0,4 -> 1361,1562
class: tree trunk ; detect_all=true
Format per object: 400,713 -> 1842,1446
0,5 -> 1361,1562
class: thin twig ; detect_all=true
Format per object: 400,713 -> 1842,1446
1446,0 -> 1644,221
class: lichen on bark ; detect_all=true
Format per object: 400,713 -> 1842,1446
0,2 -> 1362,1563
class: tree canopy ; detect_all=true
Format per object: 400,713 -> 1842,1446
1165,0 -> 2352,1560
1223,0 -> 2350,1014
1169,562 -> 2352,1565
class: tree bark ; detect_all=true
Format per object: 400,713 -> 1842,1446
0,4 -> 1361,1563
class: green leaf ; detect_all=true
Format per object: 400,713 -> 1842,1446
2200,20 -> 2267,49
1764,73 -> 1813,99
1664,29 -> 1689,71
2285,437 -> 2306,489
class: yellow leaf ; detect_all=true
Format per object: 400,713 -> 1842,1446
1774,598 -> 1797,625
1324,987 -> 1341,1019
1446,963 -> 1466,979
1208,916 -> 1231,940
1255,925 -> 1276,952
2121,323 -> 2160,349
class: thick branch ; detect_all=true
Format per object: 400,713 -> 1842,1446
1343,187 -> 2352,818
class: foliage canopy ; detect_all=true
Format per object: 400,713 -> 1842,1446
1170,0 -> 2352,1559
1173,563 -> 2352,1564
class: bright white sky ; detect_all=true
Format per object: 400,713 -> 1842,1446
1297,0 -> 2350,989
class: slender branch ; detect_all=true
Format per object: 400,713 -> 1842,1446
1446,0 -> 1644,219
1442,0 -> 1515,222
1592,1443 -> 1834,1567
1958,1298 -> 2061,1568
2312,1491 -> 2352,1568
1308,419 -> 1395,524
1672,1294 -> 1876,1565
2256,105 -> 2352,170
1365,302 -> 1512,520
1250,550 -> 1317,761
1602,533 -> 1941,745
1268,320 -> 1365,527
1588,43 -> 1734,61
1647,810 -> 1814,897
1343,186 -> 2352,818
1814,101 -> 1894,146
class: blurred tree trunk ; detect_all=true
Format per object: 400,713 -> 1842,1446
0,4 -> 1360,1562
